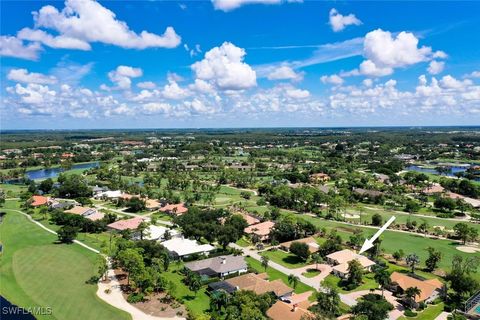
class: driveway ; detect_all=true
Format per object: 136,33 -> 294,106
291,263 -> 332,284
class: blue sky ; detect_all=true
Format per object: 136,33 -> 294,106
1,0 -> 479,129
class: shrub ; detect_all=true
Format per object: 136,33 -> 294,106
127,292 -> 145,303
404,309 -> 418,317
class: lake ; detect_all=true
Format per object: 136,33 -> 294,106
26,162 -> 100,180
406,164 -> 480,181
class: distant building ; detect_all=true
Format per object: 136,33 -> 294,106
159,203 -> 188,215
309,173 -> 330,183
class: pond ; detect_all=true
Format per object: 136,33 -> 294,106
25,162 -> 100,180
406,164 -> 480,181
0,296 -> 36,320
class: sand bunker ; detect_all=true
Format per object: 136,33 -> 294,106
456,246 -> 480,253
342,213 -> 360,219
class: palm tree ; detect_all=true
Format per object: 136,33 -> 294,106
311,253 -> 323,270
210,290 -> 229,311
188,274 -> 202,296
288,274 -> 300,289
405,286 -> 422,309
261,255 -> 270,271
405,253 -> 420,274
373,268 -> 391,297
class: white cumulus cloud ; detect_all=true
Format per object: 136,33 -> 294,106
329,8 -> 362,32
7,68 -> 57,84
107,66 -> 143,90
428,60 -> 445,75
32,0 -> 181,49
267,66 -> 303,81
0,36 -> 42,60
191,42 -> 256,90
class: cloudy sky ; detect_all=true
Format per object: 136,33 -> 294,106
1,0 -> 479,129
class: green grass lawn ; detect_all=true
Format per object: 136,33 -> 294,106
0,207 -> 130,320
259,249 -> 309,269
302,269 -> 321,278
0,183 -> 27,197
245,256 -> 314,294
322,274 -> 378,293
236,237 -> 252,248
398,302 -> 445,320
162,263 -> 210,318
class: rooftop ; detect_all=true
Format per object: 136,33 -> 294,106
224,273 -> 292,297
162,237 -> 215,256
391,272 -> 443,302
244,221 -> 275,236
107,216 -> 144,231
185,255 -> 247,274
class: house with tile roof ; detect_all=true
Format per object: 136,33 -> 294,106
244,221 -> 275,242
209,273 -> 293,298
326,249 -> 376,278
185,255 -> 247,278
30,195 -> 49,207
279,236 -> 320,253
390,272 -> 444,303
107,216 -> 145,231
64,206 -> 104,221
267,299 -> 313,320
159,203 -> 188,215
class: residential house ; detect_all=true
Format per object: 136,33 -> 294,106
107,216 -> 145,231
184,255 -> 247,278
234,212 -> 261,226
162,237 -> 215,258
390,272 -> 444,303
145,199 -> 161,211
309,173 -> 330,183
279,236 -> 320,253
65,206 -> 104,221
209,273 -> 293,298
135,225 -> 180,241
353,188 -> 384,199
30,195 -> 49,207
267,292 -> 314,320
422,183 -> 445,195
244,221 -> 275,242
159,203 -> 188,215
326,249 -> 376,279
94,190 -> 123,200
446,192 -> 480,208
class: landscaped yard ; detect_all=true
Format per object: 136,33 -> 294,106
0,207 -> 130,320
322,274 -> 378,293
161,263 -> 210,318
302,269 -> 321,278
398,302 -> 445,320
259,249 -> 309,269
245,256 -> 314,294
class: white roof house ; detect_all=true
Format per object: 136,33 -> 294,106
94,190 -> 123,199
162,237 -> 215,258
138,225 -> 180,241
